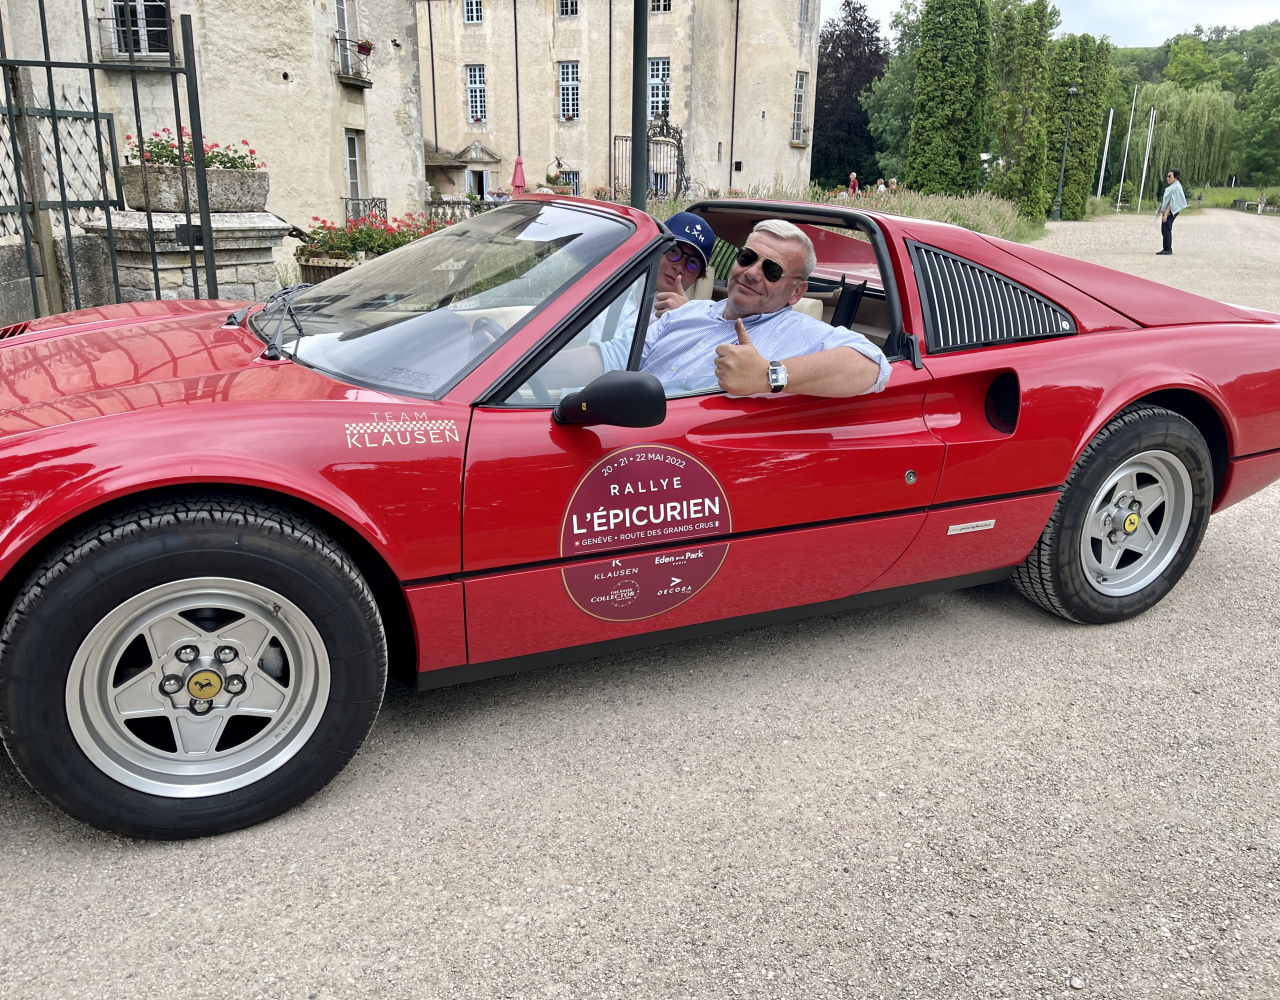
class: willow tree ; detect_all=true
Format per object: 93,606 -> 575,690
905,0 -> 991,194
1138,81 -> 1238,189
988,0 -> 1051,218
1044,33 -> 1112,220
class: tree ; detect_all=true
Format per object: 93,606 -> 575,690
861,1 -> 922,181
1239,62 -> 1280,184
1045,33 -> 1113,219
1138,81 -> 1238,190
988,0 -> 1051,218
1164,37 -> 1224,90
904,0 -> 991,194
811,1 -> 889,189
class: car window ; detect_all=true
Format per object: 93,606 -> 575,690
504,272 -> 649,405
249,201 -> 632,397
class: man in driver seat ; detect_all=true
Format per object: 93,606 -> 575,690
599,219 -> 889,397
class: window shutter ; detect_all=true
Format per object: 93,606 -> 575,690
908,241 -> 1076,352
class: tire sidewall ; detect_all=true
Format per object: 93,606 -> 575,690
0,503 -> 385,839
1050,410 -> 1212,623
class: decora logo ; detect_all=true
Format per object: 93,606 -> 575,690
344,413 -> 459,449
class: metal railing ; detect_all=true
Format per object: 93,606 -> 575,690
343,196 -> 385,221
333,37 -> 371,86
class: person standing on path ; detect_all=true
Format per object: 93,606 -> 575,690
848,171 -> 859,197
1157,169 -> 1187,255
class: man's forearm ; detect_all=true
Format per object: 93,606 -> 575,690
781,346 -> 880,397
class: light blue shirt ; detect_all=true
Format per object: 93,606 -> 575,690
1160,180 -> 1188,215
597,298 -> 891,396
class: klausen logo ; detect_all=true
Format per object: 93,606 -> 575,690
344,412 -> 459,449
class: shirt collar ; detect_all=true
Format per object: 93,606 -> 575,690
712,299 -> 793,325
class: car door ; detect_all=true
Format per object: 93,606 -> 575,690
458,242 -> 944,666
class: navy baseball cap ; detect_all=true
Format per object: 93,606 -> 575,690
665,211 -> 715,269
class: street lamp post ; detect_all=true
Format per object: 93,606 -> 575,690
1051,85 -> 1079,221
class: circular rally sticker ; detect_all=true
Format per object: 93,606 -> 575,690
559,444 -> 732,557
559,444 -> 733,622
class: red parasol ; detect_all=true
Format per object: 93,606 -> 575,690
511,156 -> 526,195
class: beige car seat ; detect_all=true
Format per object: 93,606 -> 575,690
691,265 -> 716,300
793,297 -> 824,320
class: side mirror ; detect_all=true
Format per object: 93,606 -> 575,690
553,370 -> 666,428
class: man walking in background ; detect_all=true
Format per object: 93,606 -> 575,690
1157,169 -> 1187,256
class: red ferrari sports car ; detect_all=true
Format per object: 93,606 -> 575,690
2,196 -> 1278,838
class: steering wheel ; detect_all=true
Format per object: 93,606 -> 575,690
527,372 -> 553,405
469,316 -> 506,358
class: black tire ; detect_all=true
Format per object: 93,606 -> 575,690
1011,403 -> 1213,624
0,495 -> 386,839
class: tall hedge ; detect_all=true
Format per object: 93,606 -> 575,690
1045,33 -> 1113,220
905,0 -> 990,194
989,0 -> 1051,218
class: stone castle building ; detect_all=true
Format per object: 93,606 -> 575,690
416,0 -> 821,200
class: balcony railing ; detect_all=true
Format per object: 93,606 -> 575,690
333,37 -> 372,88
790,123 -> 810,145
344,197 -> 386,222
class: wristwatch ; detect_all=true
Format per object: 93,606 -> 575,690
767,360 -> 788,393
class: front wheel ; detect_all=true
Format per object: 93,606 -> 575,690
0,496 -> 387,839
1011,403 -> 1213,623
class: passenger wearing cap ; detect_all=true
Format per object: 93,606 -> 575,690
585,211 -> 711,350
553,217 -> 888,399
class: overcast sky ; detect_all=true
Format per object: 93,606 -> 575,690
831,0 -> 1277,48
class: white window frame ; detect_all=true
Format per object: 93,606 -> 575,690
109,0 -> 170,57
463,0 -> 483,24
466,169 -> 490,198
791,71 -> 808,143
345,129 -> 364,200
648,57 -> 670,120
799,0 -> 811,23
650,0 -> 671,11
559,0 -> 579,16
335,0 -> 356,75
466,64 -> 487,123
558,170 -> 580,196
559,61 -> 580,120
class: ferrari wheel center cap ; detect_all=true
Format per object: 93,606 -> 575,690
1122,511 -> 1141,534
186,669 -> 223,699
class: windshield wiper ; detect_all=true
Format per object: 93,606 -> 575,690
261,283 -> 313,360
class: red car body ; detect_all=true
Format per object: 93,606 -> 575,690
2,197 -> 1279,691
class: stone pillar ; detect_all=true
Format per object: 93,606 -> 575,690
82,211 -> 289,302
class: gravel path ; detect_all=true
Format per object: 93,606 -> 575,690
1036,208 -> 1280,313
2,210 -> 1279,1000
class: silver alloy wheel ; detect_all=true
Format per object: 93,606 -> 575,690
65,578 -> 330,798
1080,449 -> 1193,598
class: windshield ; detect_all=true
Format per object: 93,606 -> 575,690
250,201 -> 632,396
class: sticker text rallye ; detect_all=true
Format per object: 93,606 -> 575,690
559,444 -> 732,557
559,444 -> 732,621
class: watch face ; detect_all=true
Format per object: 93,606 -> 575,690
768,363 -> 786,387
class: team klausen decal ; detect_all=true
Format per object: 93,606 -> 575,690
344,412 -> 459,449
559,444 -> 732,621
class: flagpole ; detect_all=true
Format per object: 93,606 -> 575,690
1135,105 -> 1156,213
1115,86 -> 1137,211
1095,106 -> 1114,199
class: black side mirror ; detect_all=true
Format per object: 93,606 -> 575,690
553,370 -> 666,427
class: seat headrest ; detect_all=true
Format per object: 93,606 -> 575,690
793,297 -> 823,320
691,265 -> 715,301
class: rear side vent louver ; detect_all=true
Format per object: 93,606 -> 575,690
0,321 -> 30,340
909,242 -> 1076,352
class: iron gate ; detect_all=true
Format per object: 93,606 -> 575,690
612,118 -> 689,203
0,0 -> 216,323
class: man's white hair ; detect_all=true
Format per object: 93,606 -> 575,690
751,219 -> 816,279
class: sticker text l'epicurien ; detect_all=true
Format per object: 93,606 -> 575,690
344,413 -> 459,449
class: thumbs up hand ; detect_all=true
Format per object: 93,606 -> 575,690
714,319 -> 770,395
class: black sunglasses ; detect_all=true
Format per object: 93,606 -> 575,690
735,246 -> 788,283
664,246 -> 703,275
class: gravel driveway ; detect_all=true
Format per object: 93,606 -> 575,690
1036,208 -> 1280,313
2,211 -> 1278,1000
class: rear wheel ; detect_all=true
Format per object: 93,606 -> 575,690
0,496 -> 386,839
1012,404 -> 1213,623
